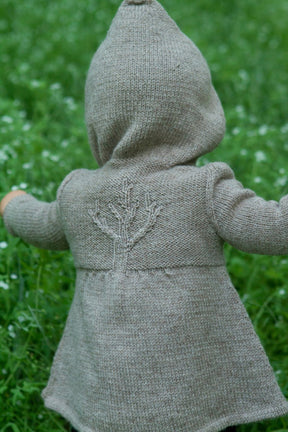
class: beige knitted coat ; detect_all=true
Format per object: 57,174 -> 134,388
3,1 -> 288,431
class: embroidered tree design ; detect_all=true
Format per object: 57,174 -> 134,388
88,178 -> 162,271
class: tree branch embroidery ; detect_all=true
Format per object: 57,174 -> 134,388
88,179 -> 163,271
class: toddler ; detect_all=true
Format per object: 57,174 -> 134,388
1,1 -> 288,431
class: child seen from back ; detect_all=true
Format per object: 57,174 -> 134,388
1,1 -> 288,431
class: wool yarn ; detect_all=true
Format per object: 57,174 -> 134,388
3,1 -> 288,431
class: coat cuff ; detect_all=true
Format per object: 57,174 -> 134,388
3,194 -> 36,237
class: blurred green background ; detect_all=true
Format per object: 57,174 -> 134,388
0,0 -> 288,430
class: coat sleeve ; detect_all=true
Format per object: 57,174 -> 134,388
3,195 -> 69,251
1,171 -> 79,250
206,162 -> 288,255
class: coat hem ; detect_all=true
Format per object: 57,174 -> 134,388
43,394 -> 288,432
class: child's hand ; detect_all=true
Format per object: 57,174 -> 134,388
0,190 -> 27,217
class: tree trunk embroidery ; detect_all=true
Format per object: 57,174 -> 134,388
88,179 -> 163,272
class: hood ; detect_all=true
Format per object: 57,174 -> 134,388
85,0 -> 226,169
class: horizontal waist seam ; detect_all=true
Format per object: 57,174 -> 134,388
75,263 -> 226,273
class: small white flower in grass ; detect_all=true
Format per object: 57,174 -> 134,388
64,97 -> 77,111
235,105 -> 245,119
47,182 -> 56,191
50,83 -> 61,91
0,281 -> 9,290
274,176 -> 287,187
1,116 -> 13,124
241,293 -> 250,304
281,124 -> 288,134
238,69 -> 249,81
2,369 -> 7,375
247,130 -> 256,137
240,149 -> 248,156
10,181 -> 25,191
278,289 -> 286,296
8,325 -> 17,338
38,414 -> 44,420
13,139 -> 20,147
235,105 -> 244,113
22,123 -> 31,131
249,115 -> 257,124
42,150 -> 60,162
2,144 -> 16,155
19,63 -> 29,73
50,154 -> 60,162
279,168 -> 285,175
258,125 -> 268,136
232,127 -> 241,136
211,64 -> 220,73
10,274 -> 18,280
0,150 -> 8,162
23,162 -> 33,169
255,151 -> 267,162
0,242 -> 8,249
30,79 -> 41,88
254,176 -> 262,184
42,150 -> 50,158
61,139 -> 69,148
31,187 -> 43,195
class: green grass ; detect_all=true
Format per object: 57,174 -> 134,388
0,0 -> 288,430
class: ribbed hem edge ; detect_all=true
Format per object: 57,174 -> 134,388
43,394 -> 288,432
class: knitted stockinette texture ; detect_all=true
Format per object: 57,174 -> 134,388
3,1 -> 288,432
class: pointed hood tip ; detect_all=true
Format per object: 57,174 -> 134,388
126,0 -> 153,4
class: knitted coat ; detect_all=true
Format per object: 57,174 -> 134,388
3,1 -> 288,431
